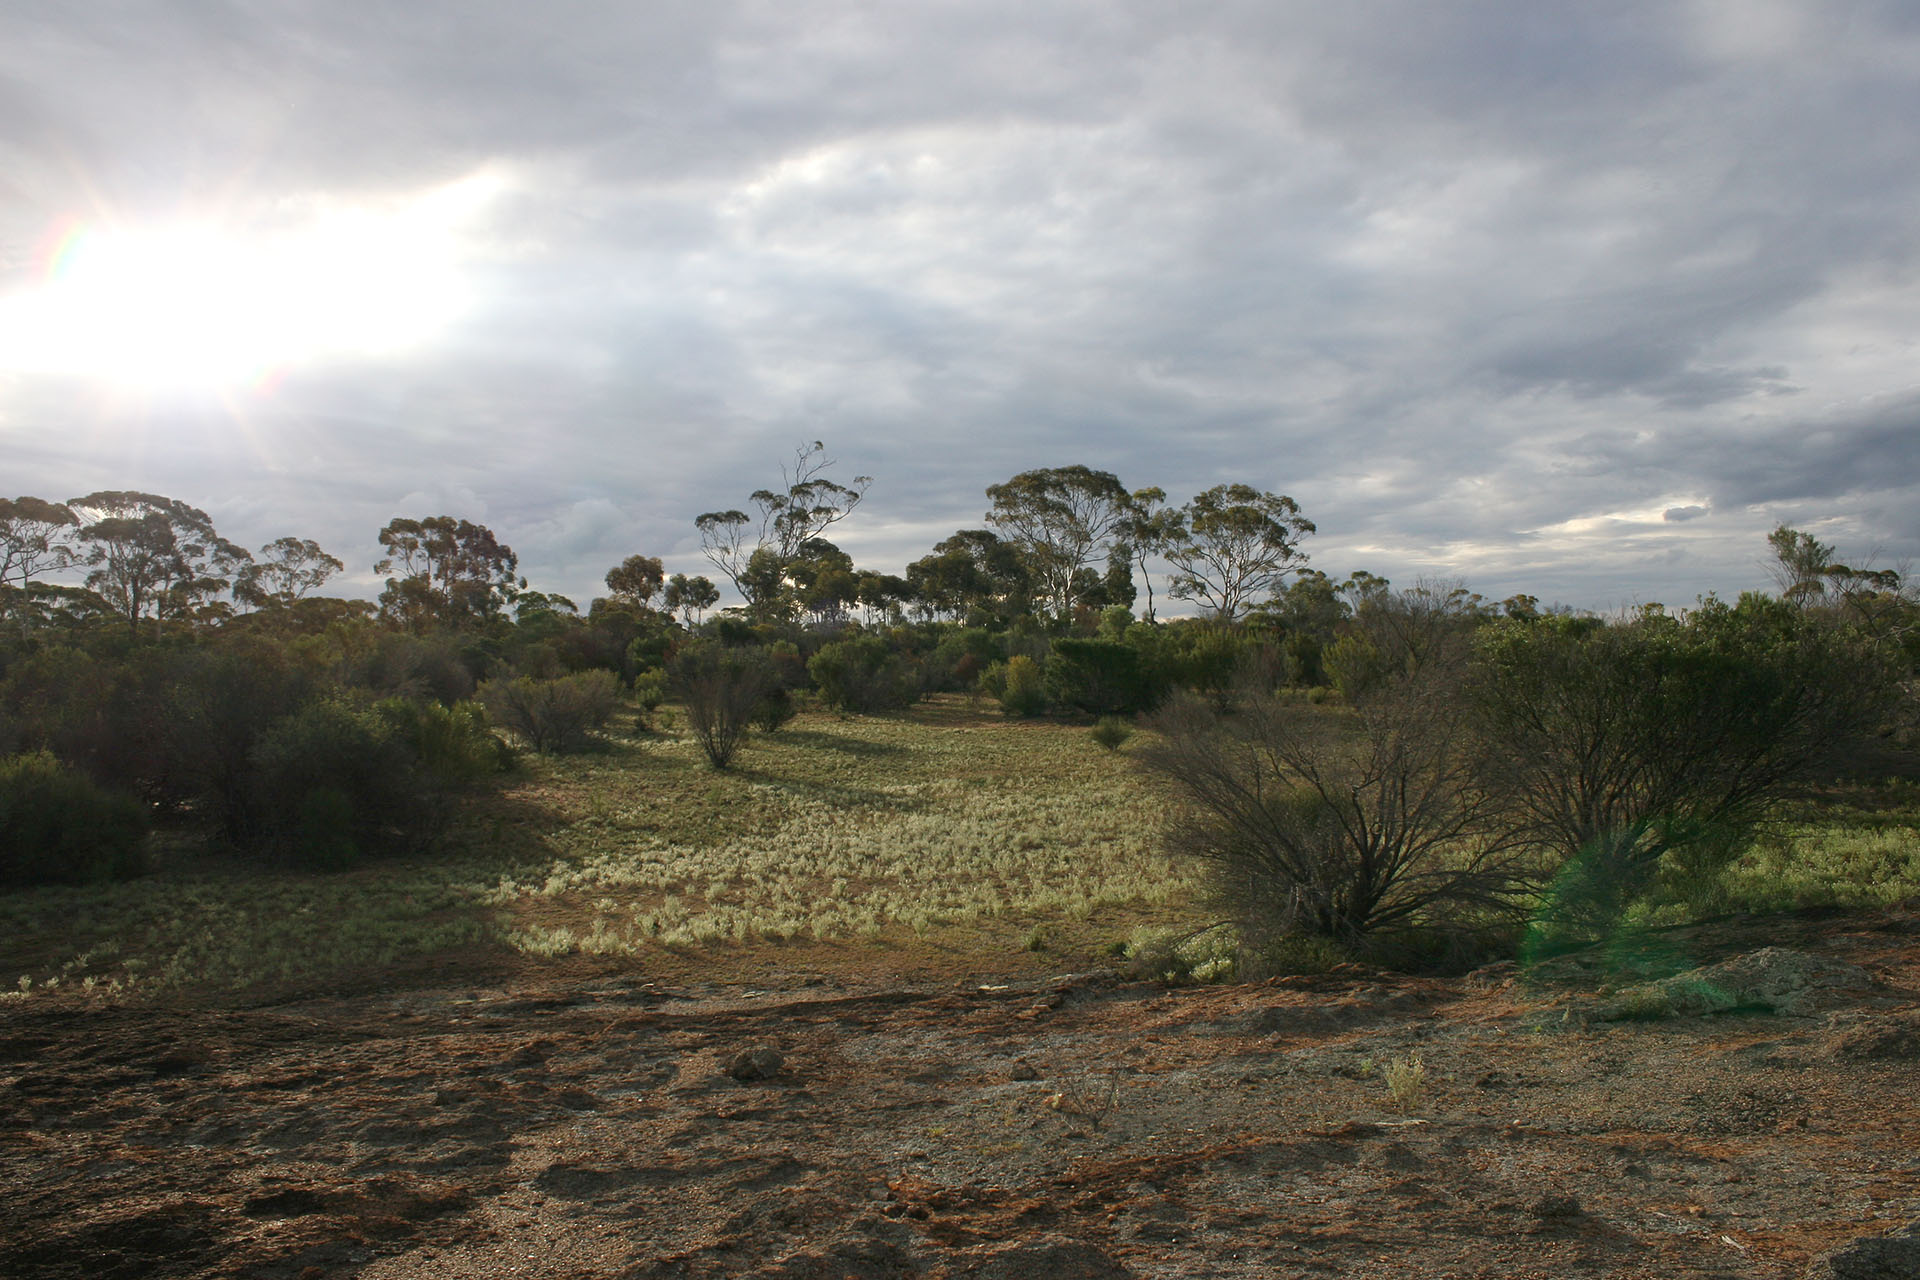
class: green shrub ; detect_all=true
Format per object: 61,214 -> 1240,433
808,637 -> 916,713
0,751 -> 146,888
1047,638 -> 1155,716
997,654 -> 1048,717
250,700 -> 419,869
376,697 -> 511,786
754,685 -> 798,732
1090,716 -> 1134,751
477,669 -> 620,753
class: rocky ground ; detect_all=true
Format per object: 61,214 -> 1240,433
4,906 -> 1919,1279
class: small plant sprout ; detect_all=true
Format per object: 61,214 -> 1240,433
1383,1053 -> 1426,1113
1046,1070 -> 1124,1130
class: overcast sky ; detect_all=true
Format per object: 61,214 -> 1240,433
3,1 -> 1918,613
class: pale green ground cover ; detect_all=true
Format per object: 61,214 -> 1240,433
2,698 -> 1913,1004
0,697 -> 1194,1001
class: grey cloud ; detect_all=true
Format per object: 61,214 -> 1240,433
6,2 -> 1920,609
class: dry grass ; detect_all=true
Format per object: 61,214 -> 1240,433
0,695 -> 1201,1001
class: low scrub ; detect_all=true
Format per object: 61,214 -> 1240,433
478,669 -> 619,754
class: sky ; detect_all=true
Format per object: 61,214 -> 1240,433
3,0 -> 1918,614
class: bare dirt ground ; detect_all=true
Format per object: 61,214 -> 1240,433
4,907 -> 1918,1280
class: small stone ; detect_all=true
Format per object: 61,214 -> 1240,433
725,1046 -> 784,1081
1531,1194 -> 1582,1221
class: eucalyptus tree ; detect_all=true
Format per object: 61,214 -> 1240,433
235,537 -> 345,609
662,573 -> 719,625
905,529 -> 1032,622
984,465 -> 1132,618
604,554 -> 666,608
374,516 -> 518,630
1117,486 -> 1174,622
695,440 -> 871,617
1161,485 -> 1315,622
69,491 -> 251,637
0,496 -> 79,632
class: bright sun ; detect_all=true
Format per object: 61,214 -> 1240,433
0,170 -> 503,393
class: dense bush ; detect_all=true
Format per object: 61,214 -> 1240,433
984,654 -> 1048,717
1472,600 -> 1900,939
478,669 -> 620,753
0,750 -> 147,888
376,697 -> 512,786
808,636 -> 916,713
1046,638 -> 1156,716
249,700 -> 423,869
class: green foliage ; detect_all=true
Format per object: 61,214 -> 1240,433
995,654 -> 1049,717
477,669 -> 620,754
1047,637 -> 1155,716
376,697 -> 511,786
1323,631 -> 1388,701
249,700 -> 422,869
1474,602 -> 1901,941
808,636 -> 917,713
632,668 -> 667,711
0,751 -> 146,888
1090,715 -> 1134,751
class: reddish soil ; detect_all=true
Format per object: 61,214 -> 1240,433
4,907 -> 1918,1279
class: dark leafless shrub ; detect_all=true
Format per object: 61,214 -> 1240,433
673,642 -> 775,769
1138,676 -> 1531,943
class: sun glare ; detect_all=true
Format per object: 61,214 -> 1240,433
0,170 -> 503,392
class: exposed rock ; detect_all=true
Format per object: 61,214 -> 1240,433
1594,947 -> 1873,1020
727,1046 -> 785,1081
1826,1012 -> 1920,1062
1803,1220 -> 1920,1279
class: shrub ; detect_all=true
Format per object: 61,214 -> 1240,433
808,637 -> 916,713
1138,682 -> 1531,942
250,700 -> 421,869
477,669 -> 620,754
1472,601 -> 1901,941
0,751 -> 146,888
1047,638 -> 1155,716
673,641 -> 775,768
376,697 -> 511,786
1090,716 -> 1134,752
997,654 -> 1048,717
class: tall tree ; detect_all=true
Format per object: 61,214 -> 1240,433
905,529 -> 1032,622
0,497 -> 79,633
604,554 -> 666,608
69,491 -> 251,638
374,516 -> 518,630
984,465 -> 1132,618
1161,485 -> 1315,622
695,441 -> 871,616
662,573 -> 719,625
1117,486 -> 1174,622
235,537 -> 344,609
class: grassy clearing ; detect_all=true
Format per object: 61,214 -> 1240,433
2,697 -> 1913,1005
0,696 -> 1196,1002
